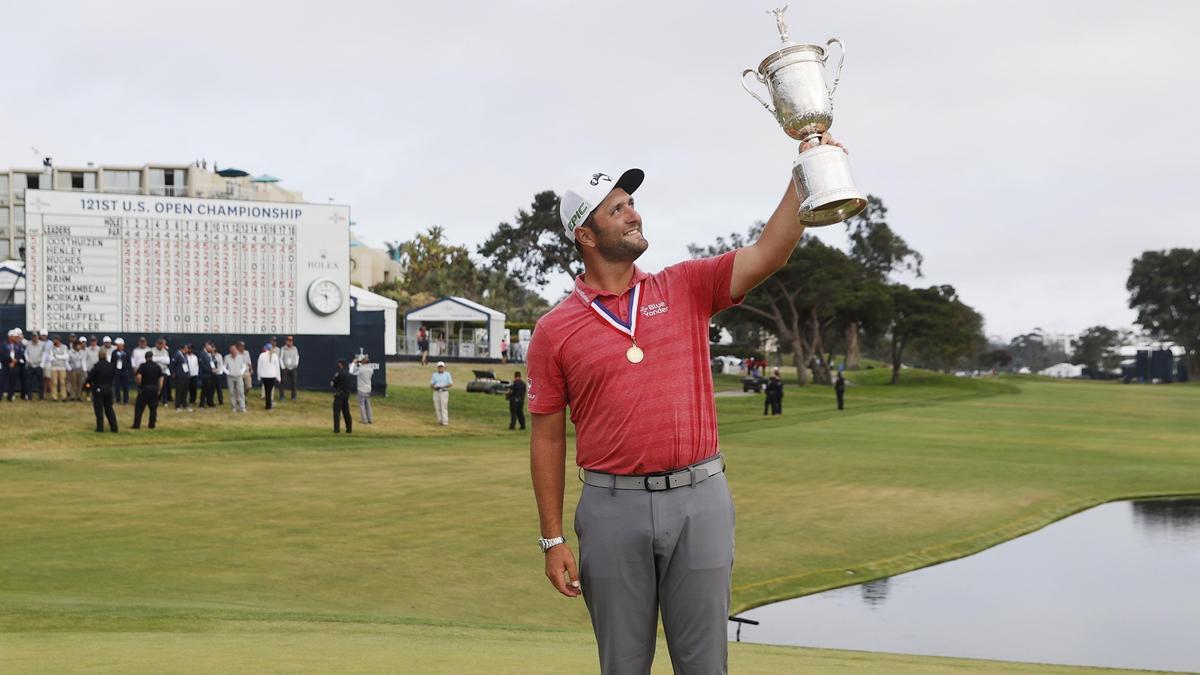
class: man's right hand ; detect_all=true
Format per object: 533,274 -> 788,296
544,544 -> 581,597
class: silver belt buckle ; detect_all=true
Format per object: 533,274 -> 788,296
643,475 -> 670,491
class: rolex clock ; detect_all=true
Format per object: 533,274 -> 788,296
306,278 -> 344,316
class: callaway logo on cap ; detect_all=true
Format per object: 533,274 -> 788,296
559,168 -> 645,240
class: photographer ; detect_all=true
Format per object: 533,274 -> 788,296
349,353 -> 380,425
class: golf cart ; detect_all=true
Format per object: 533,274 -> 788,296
466,369 -> 510,395
742,375 -> 764,393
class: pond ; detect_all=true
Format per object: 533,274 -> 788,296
730,498 -> 1200,672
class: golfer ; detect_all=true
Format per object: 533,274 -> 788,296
529,135 -> 842,674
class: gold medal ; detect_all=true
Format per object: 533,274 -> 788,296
626,344 -> 644,364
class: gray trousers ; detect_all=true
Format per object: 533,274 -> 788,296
574,469 -> 735,675
358,392 -> 373,422
227,374 -> 246,411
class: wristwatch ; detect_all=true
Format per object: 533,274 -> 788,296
538,535 -> 566,553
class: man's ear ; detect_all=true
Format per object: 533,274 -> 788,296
575,226 -> 596,249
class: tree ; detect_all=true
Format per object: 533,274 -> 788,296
842,195 -> 923,369
375,226 -> 549,321
1127,249 -> 1200,378
979,349 -> 1013,370
478,191 -> 580,288
731,236 -> 861,385
1070,325 -> 1122,375
888,284 -> 982,383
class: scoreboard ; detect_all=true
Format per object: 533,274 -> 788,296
24,190 -> 350,335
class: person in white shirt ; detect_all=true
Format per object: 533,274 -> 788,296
131,337 -> 150,370
48,336 -> 70,401
256,344 -> 280,410
68,338 -> 89,401
186,348 -> 200,407
152,339 -> 172,405
224,344 -> 247,412
349,353 -> 380,424
279,335 -> 300,402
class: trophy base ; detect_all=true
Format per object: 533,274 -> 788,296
792,144 -> 867,226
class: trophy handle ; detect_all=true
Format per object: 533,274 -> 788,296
823,38 -> 846,102
741,68 -> 775,114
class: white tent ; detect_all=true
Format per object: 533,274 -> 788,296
405,296 -> 506,359
1039,362 -> 1084,378
349,285 -> 399,355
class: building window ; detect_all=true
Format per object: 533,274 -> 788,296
103,169 -> 141,194
0,240 -> 9,260
0,175 -> 8,204
14,206 -> 24,229
14,238 -> 25,260
149,168 -> 187,196
0,207 -> 8,233
66,172 -> 97,191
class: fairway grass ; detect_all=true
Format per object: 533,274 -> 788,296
2,370 -> 1197,673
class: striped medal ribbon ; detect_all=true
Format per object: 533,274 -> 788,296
589,281 -> 644,364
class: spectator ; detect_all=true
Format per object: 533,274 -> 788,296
131,337 -> 150,371
280,335 -> 300,402
86,347 -> 119,432
763,368 -> 783,416
430,361 -> 452,426
48,336 -> 69,401
152,339 -> 172,405
212,343 -> 226,408
224,344 -> 247,413
257,343 -> 280,410
2,328 -> 26,400
349,354 -> 379,424
500,336 -> 509,365
110,338 -> 130,405
330,359 -> 353,433
132,353 -> 165,430
835,371 -> 846,410
171,344 -> 193,411
68,338 -> 89,401
25,330 -> 46,400
198,342 -> 219,409
507,371 -> 526,430
417,325 -> 430,366
237,341 -> 253,397
186,347 -> 200,406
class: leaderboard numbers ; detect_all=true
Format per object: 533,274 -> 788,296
35,215 -> 299,334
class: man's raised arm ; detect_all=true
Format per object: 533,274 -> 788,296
730,135 -> 845,299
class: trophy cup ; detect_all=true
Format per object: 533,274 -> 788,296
742,6 -> 867,226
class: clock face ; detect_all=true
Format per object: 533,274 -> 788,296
307,278 -> 344,316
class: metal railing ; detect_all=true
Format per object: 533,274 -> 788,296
148,185 -> 187,197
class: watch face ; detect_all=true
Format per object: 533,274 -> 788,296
307,278 -> 344,315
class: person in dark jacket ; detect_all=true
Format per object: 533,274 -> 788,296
835,371 -> 846,410
763,368 -> 783,416
110,338 -> 131,404
330,359 -> 353,433
197,342 -> 219,409
85,348 -> 119,432
171,344 -> 192,411
132,358 -> 165,429
507,371 -> 527,430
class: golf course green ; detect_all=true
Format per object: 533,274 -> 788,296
2,364 -> 1197,673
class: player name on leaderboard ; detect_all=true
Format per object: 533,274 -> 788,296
24,190 -> 349,336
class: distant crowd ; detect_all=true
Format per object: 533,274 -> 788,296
2,328 -> 302,409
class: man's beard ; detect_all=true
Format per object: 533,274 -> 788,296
595,229 -> 649,264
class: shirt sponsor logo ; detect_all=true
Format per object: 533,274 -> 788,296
640,301 -> 668,318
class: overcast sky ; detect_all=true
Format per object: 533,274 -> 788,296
3,1 -> 1197,341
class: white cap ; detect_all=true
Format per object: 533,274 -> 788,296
39,330 -> 48,336
6,329 -> 16,337
79,336 -> 88,343
114,337 -> 125,344
559,168 -> 644,240
14,328 -> 23,336
436,361 -> 446,367
102,336 -> 112,343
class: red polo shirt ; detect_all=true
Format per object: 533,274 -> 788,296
526,251 -> 743,475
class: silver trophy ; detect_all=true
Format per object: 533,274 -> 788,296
742,6 -> 866,226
